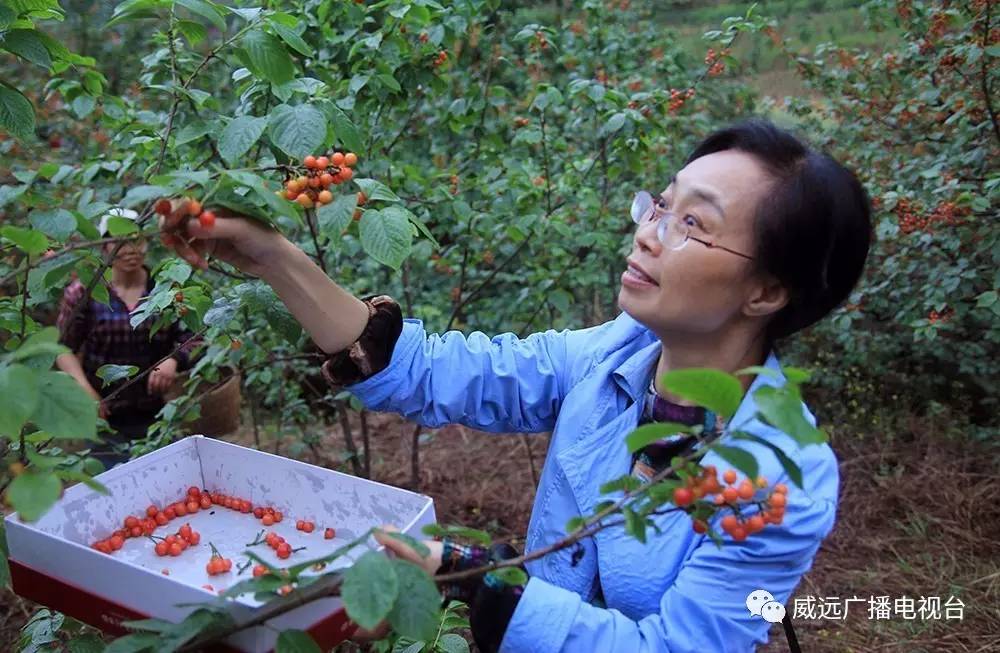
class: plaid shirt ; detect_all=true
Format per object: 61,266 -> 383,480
56,270 -> 201,414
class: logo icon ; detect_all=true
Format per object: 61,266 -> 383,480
746,589 -> 786,624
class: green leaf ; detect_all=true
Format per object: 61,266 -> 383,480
96,364 -> 139,388
387,560 -> 440,642
0,183 -> 29,207
275,630 -> 322,653
241,29 -> 295,84
437,633 -> 470,653
175,0 -> 226,31
122,185 -> 170,208
105,216 -> 139,236
625,421 -> 701,453
218,116 -> 269,165
341,551 -> 399,630
156,608 -> 234,651
175,20 -> 207,46
175,121 -> 212,145
622,507 -> 646,544
660,368 -> 744,419
1,29 -> 52,67
9,327 -> 65,368
329,104 -> 363,154
733,365 -> 781,381
106,0 -> 165,28
268,103 -> 326,159
604,112 -> 627,134
752,385 -> 826,446
316,192 -> 357,241
34,30 -> 71,62
236,281 -> 301,343
731,432 -> 804,488
103,632 -> 160,653
383,530 -> 431,557
6,470 -> 61,522
419,524 -> 490,547
352,178 -> 400,203
711,445 -> 758,481
29,209 -> 76,241
0,364 -> 39,437
67,634 -> 106,653
1,225 -> 48,256
598,474 -> 643,495
270,21 -> 313,57
203,296 -> 238,327
359,207 -> 412,270
71,95 -> 96,119
488,567 -> 527,587
56,469 -> 108,494
33,371 -> 98,440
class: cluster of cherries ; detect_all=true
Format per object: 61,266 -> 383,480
704,47 -> 731,77
90,485 -> 338,570
90,486 -> 212,552
205,543 -> 234,576
264,530 -> 299,559
152,523 -> 201,557
673,467 -> 789,542
253,505 -> 284,526
154,198 -> 215,229
282,152 -> 359,209
667,87 -> 696,114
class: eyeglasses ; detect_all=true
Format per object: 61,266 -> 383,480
631,190 -> 753,261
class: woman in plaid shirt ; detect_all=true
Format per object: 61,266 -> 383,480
56,209 -> 201,468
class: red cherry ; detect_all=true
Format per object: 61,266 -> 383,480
199,211 -> 216,229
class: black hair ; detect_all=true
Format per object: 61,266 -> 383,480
683,117 -> 873,346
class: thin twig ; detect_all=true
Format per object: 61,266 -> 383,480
102,328 -> 207,403
336,400 -> 363,476
18,255 -> 30,340
360,410 -> 371,479
410,422 -> 422,489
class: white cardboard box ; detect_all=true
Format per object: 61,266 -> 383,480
5,435 -> 436,653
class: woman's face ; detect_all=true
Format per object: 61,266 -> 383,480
108,237 -> 147,274
617,149 -> 775,338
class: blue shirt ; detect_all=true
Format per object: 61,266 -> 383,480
344,309 -> 839,652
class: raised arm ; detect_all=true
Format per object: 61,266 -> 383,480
162,207 -> 608,434
162,207 -> 371,354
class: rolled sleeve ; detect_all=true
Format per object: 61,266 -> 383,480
342,317 -> 602,433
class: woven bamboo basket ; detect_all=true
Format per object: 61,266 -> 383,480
165,367 -> 242,436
